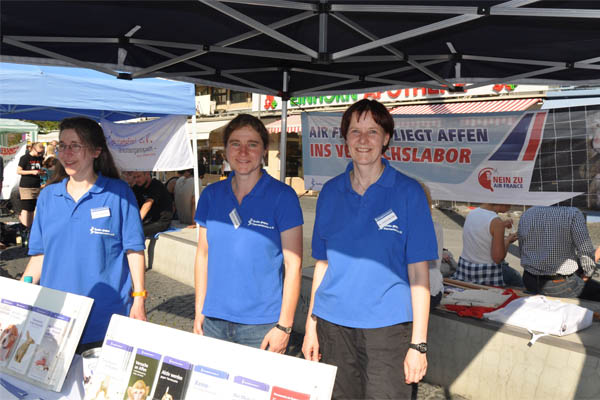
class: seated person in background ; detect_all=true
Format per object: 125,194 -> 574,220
174,168 -> 202,226
131,171 -> 173,238
420,183 -> 444,308
519,206 -> 600,301
165,172 -> 181,200
452,203 -> 523,287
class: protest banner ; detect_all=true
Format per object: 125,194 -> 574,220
302,110 -> 582,206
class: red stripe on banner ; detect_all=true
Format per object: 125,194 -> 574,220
523,112 -> 546,161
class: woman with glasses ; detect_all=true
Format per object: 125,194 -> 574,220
193,114 -> 303,353
21,117 -> 147,353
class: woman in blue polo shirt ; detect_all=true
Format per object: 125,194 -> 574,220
302,99 -> 438,399
22,117 -> 147,353
193,114 -> 303,353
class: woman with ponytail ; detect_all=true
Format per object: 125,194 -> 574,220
22,117 -> 147,353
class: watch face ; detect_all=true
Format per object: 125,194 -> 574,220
411,343 -> 427,353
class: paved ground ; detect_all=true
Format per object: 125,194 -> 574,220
4,202 -> 600,400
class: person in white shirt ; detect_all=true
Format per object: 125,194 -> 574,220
452,203 -> 522,287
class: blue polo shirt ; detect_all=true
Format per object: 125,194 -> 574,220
28,174 -> 145,343
195,171 -> 303,324
312,159 -> 437,328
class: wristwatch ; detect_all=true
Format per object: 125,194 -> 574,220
275,323 -> 292,334
409,342 -> 428,354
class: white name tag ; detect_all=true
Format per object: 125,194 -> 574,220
375,209 -> 398,230
91,207 -> 111,219
229,208 -> 241,229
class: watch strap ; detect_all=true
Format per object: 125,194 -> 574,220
275,323 -> 292,334
409,342 -> 428,353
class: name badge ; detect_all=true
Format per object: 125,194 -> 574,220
229,208 -> 241,229
91,207 -> 111,219
375,209 -> 397,230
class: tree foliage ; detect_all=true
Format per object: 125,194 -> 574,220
26,120 -> 59,133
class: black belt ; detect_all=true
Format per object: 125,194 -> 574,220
524,270 -> 573,281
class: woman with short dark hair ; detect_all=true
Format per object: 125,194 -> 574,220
302,99 -> 437,399
193,114 -> 303,353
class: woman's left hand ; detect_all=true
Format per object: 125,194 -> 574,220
129,297 -> 147,321
404,348 -> 427,384
260,327 -> 290,354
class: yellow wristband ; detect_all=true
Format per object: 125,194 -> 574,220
131,290 -> 147,298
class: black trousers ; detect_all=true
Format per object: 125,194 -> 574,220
317,318 -> 417,400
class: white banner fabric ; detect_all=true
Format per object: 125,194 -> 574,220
101,115 -> 193,171
302,111 -> 580,206
1,142 -> 27,199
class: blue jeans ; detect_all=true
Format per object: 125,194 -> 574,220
203,317 -> 276,349
523,271 -> 600,301
502,264 -> 524,287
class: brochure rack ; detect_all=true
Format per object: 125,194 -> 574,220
87,314 -> 337,400
0,276 -> 93,393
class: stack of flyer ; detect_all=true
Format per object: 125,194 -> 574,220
0,277 -> 93,392
86,314 -> 337,400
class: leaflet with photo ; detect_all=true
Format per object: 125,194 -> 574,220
27,311 -> 72,383
122,348 -> 161,400
8,306 -> 51,374
0,299 -> 31,366
84,339 -> 133,400
152,356 -> 191,400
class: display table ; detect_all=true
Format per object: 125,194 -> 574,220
0,355 -> 84,400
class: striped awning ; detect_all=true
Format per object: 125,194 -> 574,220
390,98 -> 541,115
266,114 -> 302,134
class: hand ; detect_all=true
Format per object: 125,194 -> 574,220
193,314 -> 205,335
260,327 -> 290,354
404,348 -> 427,384
302,328 -> 321,361
503,219 -> 513,230
506,232 -> 518,243
129,297 -> 146,321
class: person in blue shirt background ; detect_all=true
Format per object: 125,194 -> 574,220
193,114 -> 303,353
302,99 -> 437,399
22,117 -> 147,353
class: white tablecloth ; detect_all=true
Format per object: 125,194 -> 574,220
0,354 -> 84,399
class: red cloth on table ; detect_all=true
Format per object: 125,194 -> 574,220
443,288 -> 520,319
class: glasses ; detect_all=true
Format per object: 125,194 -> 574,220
56,143 -> 87,153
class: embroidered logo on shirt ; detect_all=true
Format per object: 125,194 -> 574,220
381,223 -> 403,234
248,218 -> 275,230
90,227 -> 115,236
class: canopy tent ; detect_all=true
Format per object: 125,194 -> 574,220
0,62 -> 200,202
0,119 -> 38,134
0,63 -> 195,121
2,0 -> 600,178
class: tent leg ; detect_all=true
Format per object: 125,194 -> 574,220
192,114 -> 200,239
279,70 -> 289,182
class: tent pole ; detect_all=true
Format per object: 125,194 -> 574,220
279,70 -> 289,182
192,114 -> 200,238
